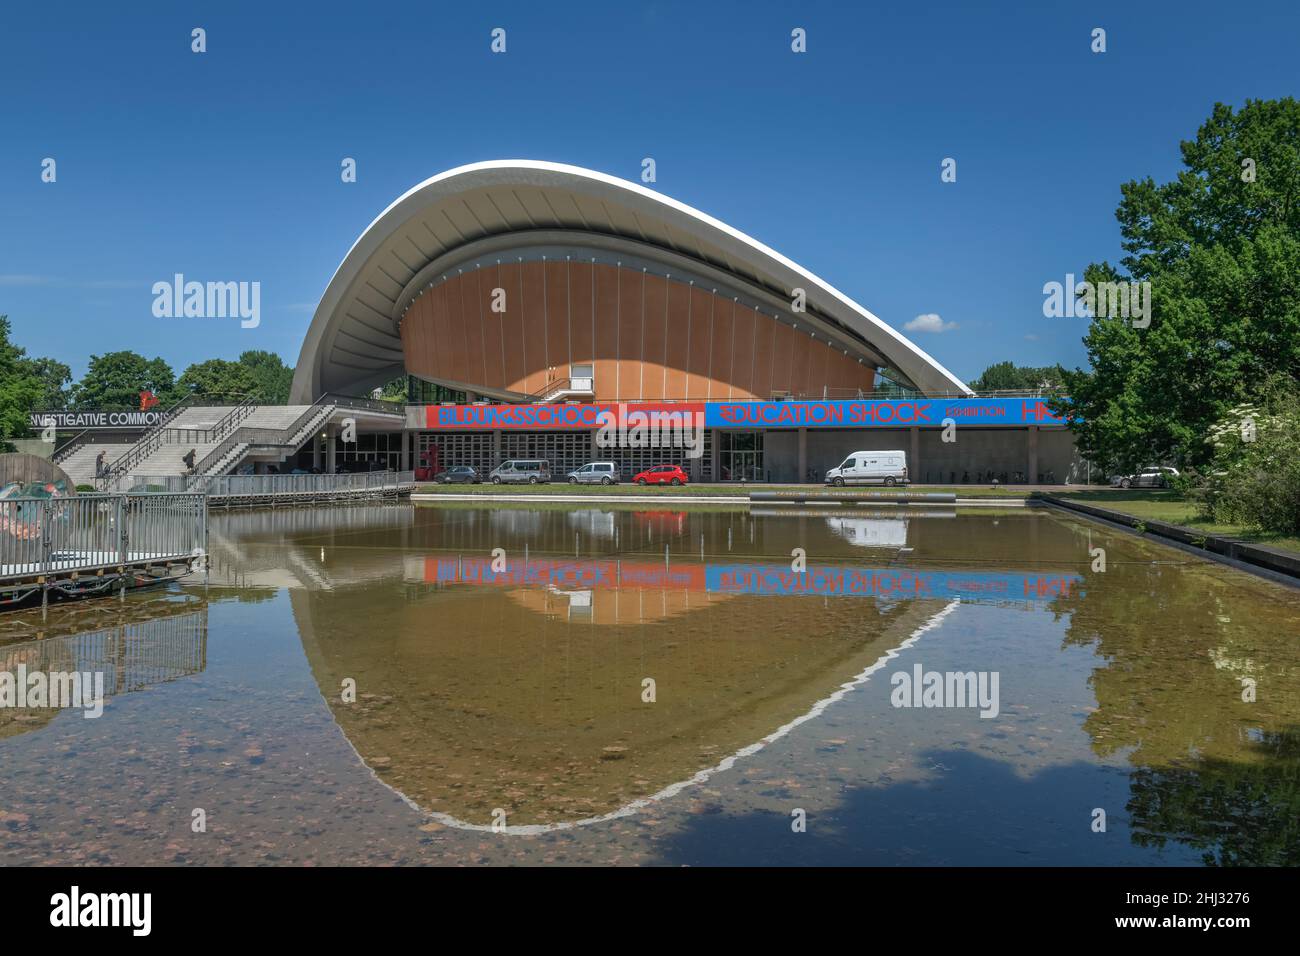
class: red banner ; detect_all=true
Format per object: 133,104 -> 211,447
422,401 -> 704,430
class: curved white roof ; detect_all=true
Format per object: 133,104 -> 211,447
291,160 -> 969,402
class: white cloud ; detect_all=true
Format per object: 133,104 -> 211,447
903,313 -> 957,334
284,302 -> 319,313
1024,333 -> 1040,341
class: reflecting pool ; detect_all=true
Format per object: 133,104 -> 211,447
1,501 -> 1297,865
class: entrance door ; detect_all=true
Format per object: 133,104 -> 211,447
720,431 -> 765,481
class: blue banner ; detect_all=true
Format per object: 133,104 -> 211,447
706,565 -> 1080,602
704,398 -> 1065,428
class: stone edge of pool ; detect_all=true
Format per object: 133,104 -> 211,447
1037,493 -> 1300,587
411,492 -> 1030,507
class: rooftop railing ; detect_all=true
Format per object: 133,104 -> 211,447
404,387 -> 1067,406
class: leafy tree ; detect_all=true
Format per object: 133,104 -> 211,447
176,359 -> 258,400
27,356 -> 72,410
73,351 -> 176,410
238,350 -> 294,405
0,316 -> 46,451
969,362 -> 1065,393
1059,98 -> 1300,471
379,376 -> 408,403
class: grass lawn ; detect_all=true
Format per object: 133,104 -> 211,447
1052,490 -> 1300,554
414,482 -> 1035,499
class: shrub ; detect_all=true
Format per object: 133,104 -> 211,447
1199,376 -> 1300,535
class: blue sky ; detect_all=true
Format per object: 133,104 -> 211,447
2,0 -> 1297,387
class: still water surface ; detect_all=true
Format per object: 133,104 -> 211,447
1,502 -> 1297,865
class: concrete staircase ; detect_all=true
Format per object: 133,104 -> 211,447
133,440 -> 227,480
56,443 -> 136,487
167,406 -> 241,430
93,398 -> 397,489
98,399 -> 256,488
192,404 -> 324,477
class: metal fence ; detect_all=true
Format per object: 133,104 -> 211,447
1,493 -> 207,582
129,470 -> 416,499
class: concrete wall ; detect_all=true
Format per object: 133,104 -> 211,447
784,426 -> 1080,484
805,428 -> 911,479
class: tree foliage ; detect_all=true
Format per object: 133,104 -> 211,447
237,350 -> 294,405
176,359 -> 258,400
28,357 -> 72,409
1060,98 -> 1300,471
73,351 -> 176,410
0,316 -> 46,451
969,361 -> 1065,393
1197,374 -> 1300,534
379,376 -> 408,403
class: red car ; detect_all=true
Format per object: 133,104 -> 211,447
633,464 -> 689,486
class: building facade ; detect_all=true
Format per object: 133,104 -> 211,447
293,161 -> 1080,483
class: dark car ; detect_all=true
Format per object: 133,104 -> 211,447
433,466 -> 481,485
632,464 -> 689,486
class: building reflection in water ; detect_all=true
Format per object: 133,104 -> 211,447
216,501 -> 1084,831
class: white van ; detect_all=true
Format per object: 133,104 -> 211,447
488,460 -> 552,484
825,450 -> 908,487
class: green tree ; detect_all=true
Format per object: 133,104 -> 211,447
0,316 -> 46,451
969,362 -> 1065,393
238,350 -> 293,405
379,376 -> 408,403
28,356 -> 72,409
1060,98 -> 1300,471
176,358 -> 258,400
73,351 -> 176,410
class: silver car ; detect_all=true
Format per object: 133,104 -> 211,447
567,462 -> 619,485
1111,466 -> 1179,489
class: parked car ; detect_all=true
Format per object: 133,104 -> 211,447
633,464 -> 688,486
1111,466 -> 1179,489
567,462 -> 619,485
433,466 -> 480,484
488,459 -> 551,484
824,450 -> 909,487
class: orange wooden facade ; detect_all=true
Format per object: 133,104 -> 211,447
400,262 -> 876,401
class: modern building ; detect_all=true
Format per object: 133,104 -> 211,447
292,160 -> 1080,483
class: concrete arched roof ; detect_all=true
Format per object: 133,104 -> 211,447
291,160 -> 970,402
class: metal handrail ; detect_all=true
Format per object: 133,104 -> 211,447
524,377 -> 573,402
51,428 -> 96,464
99,396 -> 201,487
1,492 -> 207,587
191,396 -> 337,479
322,392 -> 407,416
99,393 -> 255,489
200,395 -> 258,444
130,470 -> 415,497
404,388 -> 1069,405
